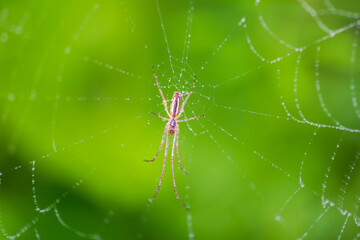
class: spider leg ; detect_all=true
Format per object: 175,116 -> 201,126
171,130 -> 188,209
178,114 -> 205,122
175,127 -> 189,175
177,75 -> 196,118
152,66 -> 171,118
151,112 -> 169,121
144,124 -> 168,162
149,128 -> 169,202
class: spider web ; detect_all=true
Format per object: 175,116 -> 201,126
1,0 -> 360,239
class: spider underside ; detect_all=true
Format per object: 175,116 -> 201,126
145,67 -> 204,209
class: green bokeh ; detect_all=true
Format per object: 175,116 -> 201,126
1,0 -> 360,239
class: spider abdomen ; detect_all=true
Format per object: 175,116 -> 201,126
170,92 -> 181,117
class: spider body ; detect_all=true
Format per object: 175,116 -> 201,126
169,92 -> 180,134
145,67 -> 204,209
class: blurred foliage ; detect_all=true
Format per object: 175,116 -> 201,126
1,0 -> 360,239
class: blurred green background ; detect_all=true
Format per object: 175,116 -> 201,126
1,0 -> 360,239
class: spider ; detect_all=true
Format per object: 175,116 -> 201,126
145,66 -> 204,209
